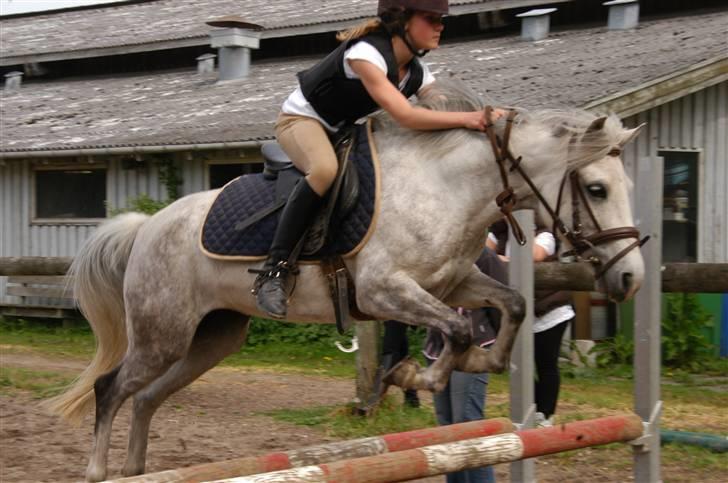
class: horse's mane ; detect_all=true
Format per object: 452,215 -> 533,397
373,79 -> 624,171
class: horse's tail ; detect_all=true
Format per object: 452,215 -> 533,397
44,212 -> 149,424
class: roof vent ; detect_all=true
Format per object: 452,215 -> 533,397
197,53 -> 217,75
516,8 -> 557,41
603,0 -> 639,30
206,16 -> 263,82
4,71 -> 23,91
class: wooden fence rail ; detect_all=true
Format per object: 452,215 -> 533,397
204,414 -> 643,483
1,257 -> 726,293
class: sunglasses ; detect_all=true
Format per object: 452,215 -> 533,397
419,13 -> 444,26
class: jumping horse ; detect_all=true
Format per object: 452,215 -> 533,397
47,81 -> 645,481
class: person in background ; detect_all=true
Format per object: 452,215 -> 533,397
381,320 -> 421,408
487,220 -> 575,427
422,246 -> 506,483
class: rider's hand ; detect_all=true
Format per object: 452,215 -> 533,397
462,108 -> 508,132
490,108 -> 507,123
462,111 -> 487,131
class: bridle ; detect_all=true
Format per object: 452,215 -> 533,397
483,106 -> 649,280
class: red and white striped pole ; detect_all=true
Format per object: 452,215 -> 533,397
209,414 -> 643,483
111,417 -> 513,483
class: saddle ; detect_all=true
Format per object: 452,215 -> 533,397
248,129 -> 360,257
200,122 -> 380,333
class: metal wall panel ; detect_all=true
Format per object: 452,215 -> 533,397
624,81 -> 727,263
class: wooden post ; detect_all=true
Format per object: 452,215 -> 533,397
354,320 -> 381,414
633,156 -> 663,482
508,209 -> 536,483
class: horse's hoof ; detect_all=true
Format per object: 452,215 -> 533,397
85,465 -> 106,483
383,356 -> 420,389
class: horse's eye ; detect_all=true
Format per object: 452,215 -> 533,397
587,184 -> 607,199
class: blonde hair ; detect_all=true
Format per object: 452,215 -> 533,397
337,18 -> 382,42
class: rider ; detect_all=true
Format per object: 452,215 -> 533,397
254,0 -> 500,318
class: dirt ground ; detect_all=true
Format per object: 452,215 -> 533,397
0,352 -> 709,482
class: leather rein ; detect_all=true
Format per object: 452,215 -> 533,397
483,106 -> 649,280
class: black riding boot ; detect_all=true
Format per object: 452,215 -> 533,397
253,179 -> 323,318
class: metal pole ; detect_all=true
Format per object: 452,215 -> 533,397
508,209 -> 536,483
633,156 -> 663,482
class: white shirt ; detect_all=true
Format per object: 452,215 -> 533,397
281,40 -> 436,132
488,231 -> 575,333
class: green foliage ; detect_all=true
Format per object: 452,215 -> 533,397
108,194 -> 171,216
244,317 -> 351,346
591,333 -> 634,368
107,156 -> 182,216
593,293 -> 715,372
661,293 -> 715,370
157,157 -> 183,201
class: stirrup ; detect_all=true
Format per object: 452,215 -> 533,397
249,261 -> 295,295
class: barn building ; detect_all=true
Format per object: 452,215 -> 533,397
1,0 -> 726,352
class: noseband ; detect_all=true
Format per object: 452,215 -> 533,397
483,106 -> 649,280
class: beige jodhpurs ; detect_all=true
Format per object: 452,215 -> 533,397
275,114 -> 339,196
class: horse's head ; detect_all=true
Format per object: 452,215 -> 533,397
546,115 -> 645,302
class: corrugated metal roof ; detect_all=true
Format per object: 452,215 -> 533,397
1,10 -> 726,154
0,0 -> 568,61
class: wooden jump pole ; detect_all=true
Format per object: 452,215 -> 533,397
2,257 -> 727,293
110,417 -> 514,483
207,414 -> 643,483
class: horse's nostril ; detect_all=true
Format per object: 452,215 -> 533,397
622,272 -> 633,293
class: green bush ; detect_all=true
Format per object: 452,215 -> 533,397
108,194 -> 170,216
593,293 -> 715,372
661,293 -> 714,371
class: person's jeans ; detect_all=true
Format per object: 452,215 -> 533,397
433,370 -> 496,483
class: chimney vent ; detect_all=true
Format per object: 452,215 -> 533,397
197,53 -> 217,75
516,8 -> 557,41
603,0 -> 639,30
206,16 -> 262,82
4,71 -> 23,91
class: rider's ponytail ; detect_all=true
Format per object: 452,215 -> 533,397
336,8 -> 414,42
337,18 -> 382,42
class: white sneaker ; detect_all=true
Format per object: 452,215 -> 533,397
534,412 -> 553,428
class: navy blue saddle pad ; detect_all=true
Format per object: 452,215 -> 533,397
200,124 -> 377,260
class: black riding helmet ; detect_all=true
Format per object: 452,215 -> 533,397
377,0 -> 449,57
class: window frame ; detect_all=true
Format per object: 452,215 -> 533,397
657,148 -> 704,263
205,158 -> 264,190
31,163 -> 108,225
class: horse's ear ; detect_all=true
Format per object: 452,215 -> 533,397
586,116 -> 608,133
619,123 -> 646,147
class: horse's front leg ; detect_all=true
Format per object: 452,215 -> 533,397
358,273 -> 473,393
443,265 -> 526,374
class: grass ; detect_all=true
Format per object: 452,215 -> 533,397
1,316 -> 726,479
0,367 -> 75,399
265,396 -> 438,440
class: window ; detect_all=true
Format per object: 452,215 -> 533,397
660,151 -> 699,262
208,162 -> 263,189
34,167 -> 107,220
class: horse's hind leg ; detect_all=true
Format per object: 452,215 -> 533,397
122,311 -> 249,477
86,347 -> 179,481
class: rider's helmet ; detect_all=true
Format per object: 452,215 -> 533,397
377,0 -> 448,56
377,0 -> 449,15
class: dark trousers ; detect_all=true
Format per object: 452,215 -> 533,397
534,318 -> 572,418
382,320 -> 410,365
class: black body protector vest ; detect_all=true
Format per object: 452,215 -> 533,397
297,29 -> 424,128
